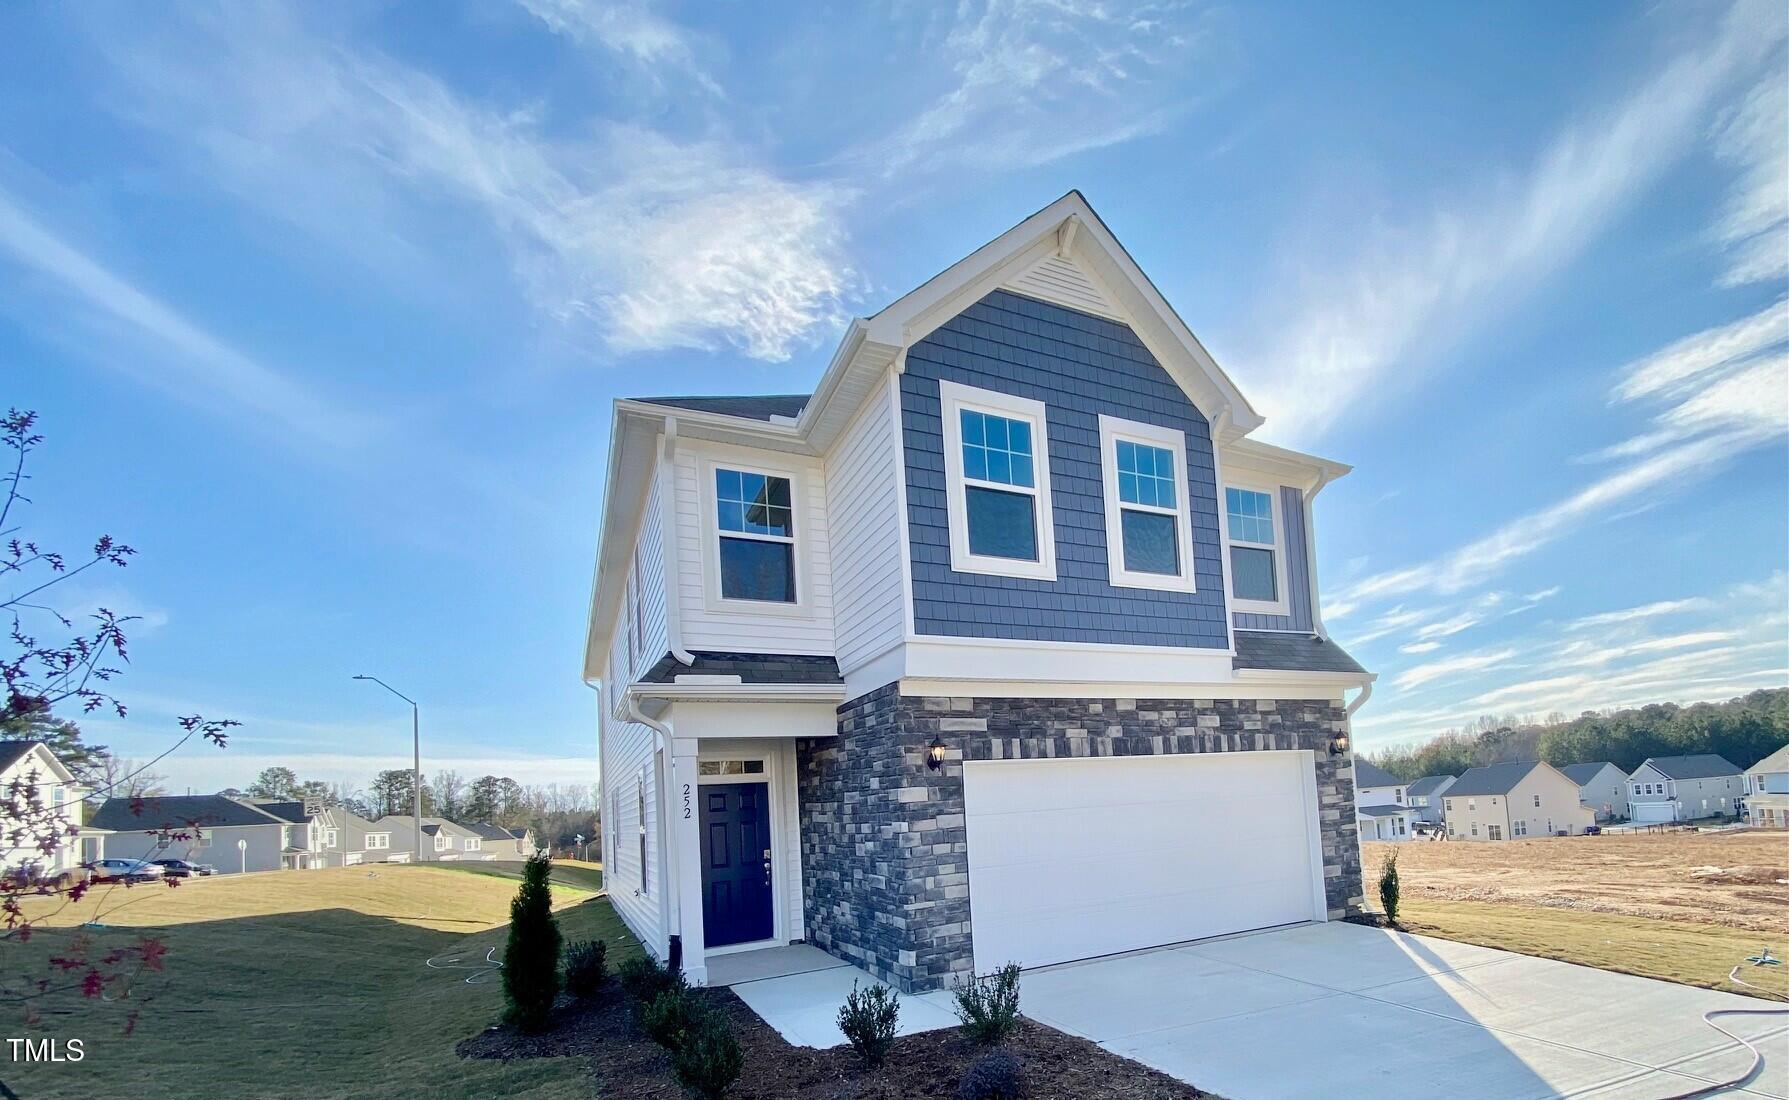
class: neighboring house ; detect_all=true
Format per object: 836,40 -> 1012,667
1405,775 -> 1456,826
316,807 -> 378,867
1353,760 -> 1414,840
374,816 -> 486,860
467,822 -> 532,859
1627,755 -> 1744,823
245,799 -> 335,870
1743,744 -> 1789,828
91,795 -> 290,873
0,741 -> 84,881
1559,762 -> 1629,822
1443,761 -> 1594,841
585,192 -> 1377,992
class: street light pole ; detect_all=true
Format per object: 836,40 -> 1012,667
353,675 -> 423,866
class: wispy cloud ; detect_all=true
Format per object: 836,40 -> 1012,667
852,0 -> 1220,178
1240,1 -> 1785,446
1398,641 -> 1442,655
1395,648 -> 1517,690
96,7 -> 853,362
0,185 -> 374,449
1709,72 -> 1789,287
516,0 -> 721,95
1567,597 -> 1713,630
1609,298 -> 1787,402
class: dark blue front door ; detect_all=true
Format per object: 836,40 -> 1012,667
700,782 -> 774,947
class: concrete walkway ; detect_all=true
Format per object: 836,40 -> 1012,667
1023,922 -> 1788,1100
716,945 -> 961,1049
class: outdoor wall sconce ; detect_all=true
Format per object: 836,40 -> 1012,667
1329,732 -> 1350,757
926,736 -> 948,771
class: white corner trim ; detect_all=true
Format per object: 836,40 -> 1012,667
1222,475 -> 1292,617
1096,414 -> 1197,593
938,380 -> 1058,581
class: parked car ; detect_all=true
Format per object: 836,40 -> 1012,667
1583,825 -> 1602,836
90,859 -> 166,883
150,859 -> 207,878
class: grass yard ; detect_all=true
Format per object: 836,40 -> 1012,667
2,862 -> 637,1100
1364,833 -> 1789,1000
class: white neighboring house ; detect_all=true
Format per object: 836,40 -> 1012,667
1443,761 -> 1594,841
372,816 -> 485,860
1627,755 -> 1743,824
1404,775 -> 1456,826
0,741 -> 84,882
1354,760 -> 1414,840
1743,744 -> 1789,828
1559,762 -> 1629,822
91,794 -> 291,873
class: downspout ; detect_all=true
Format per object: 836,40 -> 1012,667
623,693 -> 683,970
658,418 -> 694,667
1346,680 -> 1373,718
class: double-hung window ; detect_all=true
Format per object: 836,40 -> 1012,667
1224,483 -> 1290,615
939,381 -> 1056,580
1098,416 -> 1196,591
713,467 -> 796,603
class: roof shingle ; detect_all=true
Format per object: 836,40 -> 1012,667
1637,754 -> 1741,780
639,651 -> 843,685
629,395 -> 809,421
1446,760 -> 1546,797
1232,632 -> 1366,675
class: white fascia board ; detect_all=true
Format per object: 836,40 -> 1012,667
625,683 -> 848,705
1221,438 -> 1353,493
900,636 -> 1236,688
898,676 -> 1347,702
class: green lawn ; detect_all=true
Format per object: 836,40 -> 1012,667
437,858 -> 608,895
2,863 -> 637,1100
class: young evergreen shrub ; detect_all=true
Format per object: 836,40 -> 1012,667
563,939 -> 608,998
1379,849 -> 1401,926
640,985 -> 704,1049
957,1048 -> 1025,1100
951,963 -> 1022,1046
502,853 -> 563,1033
617,954 -> 679,1002
836,979 -> 900,1068
673,1013 -> 744,1100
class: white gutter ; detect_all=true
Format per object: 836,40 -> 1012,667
628,682 -> 849,704
1346,680 -> 1374,718
623,693 -> 683,951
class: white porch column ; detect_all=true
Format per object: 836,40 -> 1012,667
668,735 -> 707,986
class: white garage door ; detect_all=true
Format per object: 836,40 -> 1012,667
963,751 -> 1324,973
1630,801 -> 1676,823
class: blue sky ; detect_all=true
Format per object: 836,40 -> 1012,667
2,1 -> 1784,793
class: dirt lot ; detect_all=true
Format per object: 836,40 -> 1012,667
1363,830 -> 1789,935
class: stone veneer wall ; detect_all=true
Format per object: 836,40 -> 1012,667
796,686 -> 1365,993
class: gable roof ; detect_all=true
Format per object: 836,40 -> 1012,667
1357,805 -> 1410,818
1406,775 -> 1455,797
1748,743 -> 1789,774
1636,754 -> 1741,780
1559,762 -> 1620,785
466,821 -> 520,842
245,799 -> 318,824
0,740 -> 77,783
1446,760 -> 1551,797
91,795 -> 284,831
584,192 -> 1352,682
1353,760 -> 1400,789
638,651 -> 843,685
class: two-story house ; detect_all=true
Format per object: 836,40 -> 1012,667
585,193 -> 1376,992
1559,762 -> 1629,822
1627,755 -> 1743,823
92,794 -> 292,873
0,741 -> 85,885
1744,744 -> 1789,828
1353,760 -> 1414,840
1443,761 -> 1594,840
1405,774 -> 1456,826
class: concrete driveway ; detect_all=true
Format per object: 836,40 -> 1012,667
1022,922 -> 1788,1100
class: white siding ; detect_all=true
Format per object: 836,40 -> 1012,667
673,440 -> 835,654
1002,254 -> 1122,320
824,379 -> 905,673
600,704 -> 664,956
633,466 -> 670,677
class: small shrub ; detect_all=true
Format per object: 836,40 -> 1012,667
502,853 -> 562,1033
641,985 -> 705,1049
957,1048 -> 1024,1100
673,1013 -> 743,1099
836,979 -> 900,1068
1379,849 -> 1401,925
618,953 -> 680,1002
563,939 -> 608,998
951,963 -> 1022,1046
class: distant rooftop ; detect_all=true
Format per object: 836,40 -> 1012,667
1637,754 -> 1741,780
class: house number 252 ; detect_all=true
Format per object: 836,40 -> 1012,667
682,784 -> 692,819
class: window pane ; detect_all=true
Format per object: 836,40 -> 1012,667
961,409 -> 984,445
1008,419 -> 1031,457
715,468 -> 741,503
1231,545 -> 1278,601
720,537 -> 796,602
964,445 -> 987,481
1117,442 -> 1176,509
961,411 -> 1034,488
1121,509 -> 1179,575
1225,487 -> 1275,545
717,468 -> 793,538
966,486 -> 1038,561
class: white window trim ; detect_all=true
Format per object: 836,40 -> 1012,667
1096,415 -> 1197,592
938,380 -> 1057,581
697,454 -> 814,617
366,833 -> 390,850
464,838 -> 479,851
1221,477 -> 1291,616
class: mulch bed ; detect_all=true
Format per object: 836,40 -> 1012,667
461,980 -> 1207,1098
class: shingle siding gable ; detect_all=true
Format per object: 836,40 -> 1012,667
900,289 -> 1230,648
